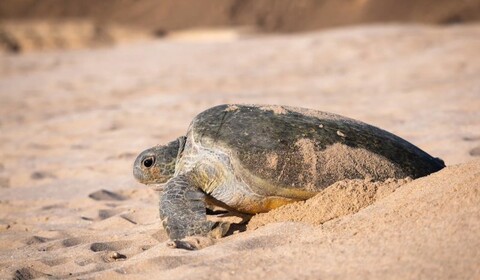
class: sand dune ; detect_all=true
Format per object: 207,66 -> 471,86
0,20 -> 150,54
0,24 -> 479,279
2,0 -> 480,53
1,0 -> 480,32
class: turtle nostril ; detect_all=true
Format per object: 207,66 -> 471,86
143,157 -> 155,168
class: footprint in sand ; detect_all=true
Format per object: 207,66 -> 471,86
70,144 -> 89,150
88,189 -> 126,201
24,235 -> 52,245
98,209 -> 124,220
14,267 -> 52,280
469,146 -> 480,157
62,237 -> 85,247
90,240 -> 132,252
104,121 -> 122,132
0,163 -> 9,188
462,136 -> 480,157
0,177 -> 10,188
39,257 -> 70,267
462,136 -> 480,141
30,171 -> 56,180
41,204 -> 65,210
38,236 -> 91,252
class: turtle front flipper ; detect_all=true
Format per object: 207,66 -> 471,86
159,174 -> 230,249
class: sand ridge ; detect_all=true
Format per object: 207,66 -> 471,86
248,177 -> 412,230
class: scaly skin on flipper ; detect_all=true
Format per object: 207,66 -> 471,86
159,173 -> 216,240
158,172 -> 231,249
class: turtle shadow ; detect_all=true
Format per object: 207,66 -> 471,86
207,208 -> 252,237
225,223 -> 248,236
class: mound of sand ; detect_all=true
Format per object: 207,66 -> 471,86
248,177 -> 412,230
0,20 -> 149,53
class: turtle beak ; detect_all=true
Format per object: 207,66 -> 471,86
133,166 -> 145,183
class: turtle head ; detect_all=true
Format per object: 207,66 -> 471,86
133,136 -> 186,185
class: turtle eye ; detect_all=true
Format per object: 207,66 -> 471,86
142,156 -> 155,168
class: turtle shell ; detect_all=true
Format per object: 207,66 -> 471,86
188,104 -> 444,191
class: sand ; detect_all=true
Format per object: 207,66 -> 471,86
0,24 -> 480,279
248,177 -> 412,230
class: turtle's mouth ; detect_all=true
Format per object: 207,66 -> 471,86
133,166 -> 146,183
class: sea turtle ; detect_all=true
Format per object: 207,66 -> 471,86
133,104 -> 444,248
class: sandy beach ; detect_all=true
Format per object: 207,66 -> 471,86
1,23 -> 479,279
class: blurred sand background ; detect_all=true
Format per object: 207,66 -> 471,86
2,0 -> 480,53
0,1 -> 480,279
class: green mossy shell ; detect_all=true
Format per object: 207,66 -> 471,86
188,104 -> 444,191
